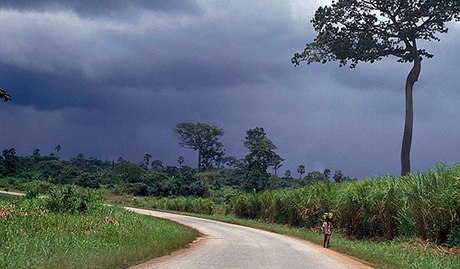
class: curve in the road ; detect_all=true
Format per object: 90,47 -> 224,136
127,208 -> 374,269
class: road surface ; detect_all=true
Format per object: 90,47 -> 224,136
127,208 -> 374,269
0,190 -> 25,196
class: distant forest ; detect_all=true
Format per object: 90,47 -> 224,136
0,123 -> 356,197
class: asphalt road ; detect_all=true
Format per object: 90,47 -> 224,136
127,208 -> 374,269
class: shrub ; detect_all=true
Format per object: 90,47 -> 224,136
25,188 -> 39,199
46,186 -> 97,214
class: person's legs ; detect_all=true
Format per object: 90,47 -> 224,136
325,234 -> 331,248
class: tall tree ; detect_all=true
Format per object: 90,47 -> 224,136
174,122 -> 225,172
143,153 -> 152,168
271,155 -> 284,176
0,88 -> 11,102
297,165 -> 306,179
243,127 -> 282,191
292,0 -> 460,176
2,148 -> 17,174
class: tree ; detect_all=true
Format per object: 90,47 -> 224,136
32,149 -> 41,157
284,169 -> 292,178
333,170 -> 344,183
177,156 -> 184,168
113,161 -> 146,184
323,168 -> 331,180
0,88 -> 12,102
332,170 -> 355,183
143,153 -> 152,168
303,171 -> 329,184
297,165 -> 306,179
55,144 -> 62,154
242,127 -> 282,191
174,122 -> 225,172
2,148 -> 17,174
151,160 -> 164,170
270,155 -> 284,175
292,0 -> 460,176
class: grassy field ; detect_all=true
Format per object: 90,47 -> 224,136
0,190 -> 198,269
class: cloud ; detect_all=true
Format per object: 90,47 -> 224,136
0,0 -> 459,179
0,0 -> 199,17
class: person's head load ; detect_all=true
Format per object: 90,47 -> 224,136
323,212 -> 333,221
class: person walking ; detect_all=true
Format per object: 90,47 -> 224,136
321,212 -> 333,248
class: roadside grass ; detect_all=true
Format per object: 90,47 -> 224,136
151,211 -> 460,269
0,190 -> 199,269
0,193 -> 21,202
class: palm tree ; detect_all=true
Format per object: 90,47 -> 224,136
297,165 -> 306,180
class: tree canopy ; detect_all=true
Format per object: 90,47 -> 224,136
242,127 -> 282,191
292,0 -> 460,175
174,122 -> 225,172
292,0 -> 460,68
0,88 -> 12,102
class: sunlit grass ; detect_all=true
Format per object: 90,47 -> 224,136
0,193 -> 199,269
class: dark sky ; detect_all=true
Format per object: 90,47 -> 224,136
0,0 -> 459,179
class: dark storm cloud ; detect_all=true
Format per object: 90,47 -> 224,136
0,0 -> 199,17
0,0 -> 459,179
0,2 -> 298,112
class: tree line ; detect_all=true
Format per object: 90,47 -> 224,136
0,122 -> 355,197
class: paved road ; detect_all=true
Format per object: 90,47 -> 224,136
0,190 -> 25,196
127,208 -> 373,269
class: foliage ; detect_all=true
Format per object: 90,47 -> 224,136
46,186 -> 96,214
297,165 -> 305,179
292,0 -> 460,68
25,188 -> 39,199
242,127 -> 282,192
0,88 -> 12,102
174,122 -> 225,172
227,164 -> 460,246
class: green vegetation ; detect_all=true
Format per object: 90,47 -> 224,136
112,164 -> 460,269
0,122 -> 458,268
174,122 -> 225,172
0,187 -> 198,269
117,164 -> 460,246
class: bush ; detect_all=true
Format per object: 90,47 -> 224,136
25,188 -> 39,199
46,186 -> 97,214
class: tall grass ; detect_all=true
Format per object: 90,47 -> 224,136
109,195 -> 216,215
226,164 -> 460,245
112,164 -> 460,246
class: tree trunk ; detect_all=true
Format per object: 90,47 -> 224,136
197,149 -> 202,173
401,53 -> 421,176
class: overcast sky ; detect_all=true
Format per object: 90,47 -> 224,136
0,0 -> 459,179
